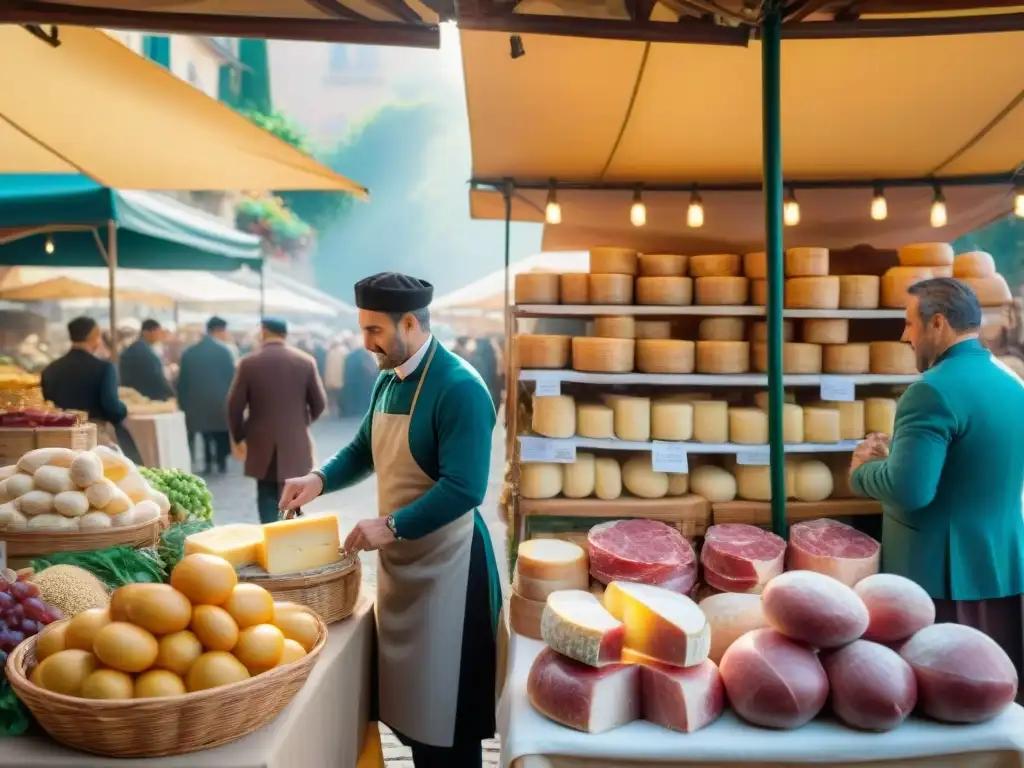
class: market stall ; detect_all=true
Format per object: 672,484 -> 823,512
123,411 -> 191,472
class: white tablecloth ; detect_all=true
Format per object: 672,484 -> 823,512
499,633 -> 1024,768
123,411 -> 192,471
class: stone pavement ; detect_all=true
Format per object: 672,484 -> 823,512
204,416 -> 508,767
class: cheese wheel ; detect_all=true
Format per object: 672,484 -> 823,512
792,460 -> 834,502
785,277 -> 840,309
696,341 -> 750,374
588,274 -> 633,305
563,453 -> 597,499
636,340 -> 695,374
517,539 -> 588,583
736,465 -> 774,502
870,342 -> 917,375
612,396 -> 651,442
593,316 -> 636,339
622,455 -> 669,499
509,591 -> 544,639
814,401 -> 865,440
515,272 -> 560,304
520,463 -> 562,499
744,252 -> 767,279
751,279 -> 767,306
690,254 -> 741,278
865,398 -> 897,437
595,457 -> 622,500
639,253 -> 687,277
823,343 -> 871,374
786,247 -> 829,277
751,321 -> 794,343
953,251 -> 996,279
635,321 -> 672,340
516,334 -> 570,369
729,407 -> 768,445
751,342 -> 823,374
881,267 -> 933,309
802,319 -> 848,345
696,277 -> 749,306
560,273 -> 590,304
962,275 -> 1012,306
753,391 -> 796,410
898,242 -> 954,268
690,465 -> 737,503
651,399 -> 694,441
590,247 -> 638,276
699,317 -> 745,342
782,403 -> 805,443
804,407 -> 841,443
532,394 -> 576,438
572,337 -> 634,372
577,403 -> 615,439
636,276 -> 693,306
667,473 -> 689,497
839,275 -> 881,309
693,401 -> 729,443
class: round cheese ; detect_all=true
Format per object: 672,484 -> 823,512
865,398 -> 897,437
639,253 -> 686,277
782,403 -> 805,443
577,403 -> 615,439
744,252 -> 767,279
532,394 -> 576,438
791,459 -> 834,502
593,316 -> 636,339
898,242 -> 954,268
753,390 -> 796,410
931,266 -> 953,278
516,539 -> 588,584
700,317 -> 745,341
839,275 -> 881,309
590,247 -> 638,275
881,267 -> 933,309
594,457 -> 622,500
563,453 -> 596,499
572,337 -> 634,372
736,465 -> 773,502
696,276 -> 749,305
588,274 -> 633,305
786,247 -> 829,277
785,276 -> 840,309
751,320 -> 794,343
804,407 -> 841,443
696,341 -> 750,374
870,342 -> 917,375
636,339 -> 695,374
962,275 -> 1012,306
636,276 -> 693,306
752,342 -> 823,374
690,465 -> 737,503
802,319 -> 848,345
729,407 -> 769,445
953,251 -> 996,279
815,401 -> 865,440
509,591 -> 544,639
823,343 -> 871,374
516,335 -> 570,369
751,279 -> 767,306
667,473 -> 689,496
515,273 -> 560,304
622,455 -> 669,499
519,463 -> 562,499
635,320 -> 672,339
693,401 -> 729,443
651,399 -> 694,441
611,396 -> 651,442
690,253 -> 741,278
560,273 -> 590,304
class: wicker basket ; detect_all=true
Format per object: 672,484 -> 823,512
239,554 -> 361,624
5,610 -> 328,758
1,518 -> 160,570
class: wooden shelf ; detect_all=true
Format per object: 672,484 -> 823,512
711,498 -> 882,525
515,304 -> 906,319
518,435 -> 860,455
519,494 -> 710,536
519,370 -> 918,387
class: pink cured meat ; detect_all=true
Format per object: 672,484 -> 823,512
701,524 -> 786,593
787,519 -> 880,587
588,519 -> 698,595
637,658 -> 725,733
822,640 -> 917,732
762,569 -> 869,648
854,573 -> 936,644
900,623 -> 1018,723
527,646 -> 642,733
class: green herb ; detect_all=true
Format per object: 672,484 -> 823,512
158,520 -> 214,572
0,678 -> 30,737
30,546 -> 167,591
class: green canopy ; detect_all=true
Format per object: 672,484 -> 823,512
0,174 -> 262,271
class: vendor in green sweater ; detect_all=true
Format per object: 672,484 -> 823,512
280,272 -> 500,768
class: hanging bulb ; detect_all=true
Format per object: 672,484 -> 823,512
630,188 -> 646,227
1015,185 -> 1024,218
544,182 -> 561,225
930,186 -> 947,228
870,187 -> 888,221
783,187 -> 800,226
687,189 -> 704,228
44,236 -> 55,255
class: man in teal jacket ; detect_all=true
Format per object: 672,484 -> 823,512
851,277 -> 1024,695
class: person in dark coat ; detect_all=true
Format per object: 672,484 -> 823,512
119,319 -> 174,401
178,316 -> 236,475
227,318 -> 327,524
340,345 -> 377,417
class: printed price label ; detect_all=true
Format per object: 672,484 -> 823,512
652,442 -> 689,473
736,447 -> 772,466
819,376 -> 855,402
533,373 -> 561,397
0,540 -> 6,574
519,437 -> 577,464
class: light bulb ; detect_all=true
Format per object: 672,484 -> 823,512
44,237 -> 55,255
545,200 -> 561,225
687,191 -> 704,228
1015,189 -> 1024,218
871,189 -> 888,221
930,188 -> 947,228
783,200 -> 800,226
630,190 -> 646,227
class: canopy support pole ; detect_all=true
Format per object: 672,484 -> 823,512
762,2 -> 787,538
502,180 -> 513,429
107,220 -> 119,364
259,260 -> 266,318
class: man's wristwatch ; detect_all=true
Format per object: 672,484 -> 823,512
385,515 -> 400,539
311,470 -> 326,496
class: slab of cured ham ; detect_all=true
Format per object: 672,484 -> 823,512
700,523 -> 785,593
588,519 -> 698,595
787,518 -> 880,587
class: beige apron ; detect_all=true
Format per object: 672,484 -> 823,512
371,344 -> 475,747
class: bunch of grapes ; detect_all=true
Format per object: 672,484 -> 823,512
0,570 -> 62,668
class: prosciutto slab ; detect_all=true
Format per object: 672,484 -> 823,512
587,519 -> 698,595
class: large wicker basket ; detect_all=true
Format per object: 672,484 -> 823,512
239,554 -> 361,624
1,518 -> 160,570
5,610 -> 328,758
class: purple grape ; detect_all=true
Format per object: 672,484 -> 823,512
22,597 -> 49,624
9,582 -> 29,602
0,630 -> 14,653
44,605 -> 62,624
21,619 -> 39,636
20,581 -> 39,599
7,629 -> 24,648
9,603 -> 23,622
0,592 -> 13,612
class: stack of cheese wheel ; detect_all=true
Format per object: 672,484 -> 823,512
692,254 -> 748,306
952,251 -> 1012,306
589,247 -> 636,305
870,342 -> 917,375
515,334 -> 570,369
636,252 -> 692,307
509,539 -> 589,639
784,248 -> 840,310
880,243 -> 952,309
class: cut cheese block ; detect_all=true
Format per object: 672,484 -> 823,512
184,524 -> 264,569
636,276 -> 693,306
803,406 -> 841,443
693,400 -> 729,443
517,539 -> 589,584
603,581 -> 710,667
651,399 -> 694,441
791,459 -> 834,502
802,318 -> 848,345
590,247 -> 638,276
699,592 -> 768,664
636,339 -> 695,374
701,524 -> 785,594
572,337 -> 634,372
728,407 -> 768,445
814,400 -> 865,440
258,515 -> 342,575
785,276 -> 840,309
953,250 -> 996,278
786,247 -> 829,277
527,646 -> 641,733
639,253 -> 687,277
588,519 -> 698,594
690,465 -> 737,502
782,403 -> 805,443
752,342 -> 822,374
839,275 -> 882,309
881,266 -> 933,308
519,463 -> 563,499
898,242 -> 954,268
514,570 -> 589,604
516,335 -> 571,369
787,518 -> 880,587
622,455 -> 668,499
666,473 -> 689,496
865,397 -> 897,437
563,453 -> 596,499
515,273 -> 560,304
695,341 -> 749,374
695,276 -> 748,305
611,396 -> 650,442
699,317 -> 745,341
593,316 -> 635,339
822,640 -> 917,732
870,341 -> 917,374
762,569 -> 870,648
589,274 -> 633,305
510,591 -> 545,639
854,573 -> 935,644
751,320 -> 794,343
559,273 -> 589,304
743,252 -> 767,279
634,320 -> 672,339
690,253 -> 740,278
577,403 -> 614,439
824,343 -> 871,374
541,589 -> 626,666
750,279 -> 767,306
637,658 -> 724,733
594,457 -> 623,500
532,394 -> 576,438
962,274 -> 1012,306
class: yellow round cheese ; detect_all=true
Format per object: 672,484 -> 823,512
881,266 -> 933,309
804,406 -> 841,443
638,253 -> 686,277
750,320 -> 794,343
622,455 -> 669,499
785,277 -> 840,309
588,274 -> 633,305
802,318 -> 848,345
823,343 -> 871,374
612,396 -> 651,442
560,273 -> 590,304
572,337 -> 634,372
635,276 -> 693,306
636,340 -> 695,374
962,275 -> 1012,306
690,465 -> 737,503
743,252 -> 767,279
667,473 -> 689,496
869,341 -> 917,375
515,335 -> 570,369
753,390 -> 796,410
839,275 -> 881,309
952,251 -> 996,279
814,400 -> 865,440
735,465 -> 773,502
690,253 -> 741,278
562,453 -> 596,499
792,459 -> 834,502
699,317 -> 745,342
532,394 -> 576,438
590,247 -> 638,275
751,279 -> 767,306
514,273 -> 560,304
635,320 -> 673,339
785,247 -> 829,277
865,397 -> 897,437
728,407 -> 769,445
782,402 -> 805,443
593,316 -> 636,339
594,457 -> 622,500
898,242 -> 954,268
693,401 -> 729,443
651,399 -> 694,441
576,403 -> 615,439
696,341 -> 750,374
515,539 -> 588,585
519,464 -> 562,499
751,342 -> 823,374
695,276 -> 749,305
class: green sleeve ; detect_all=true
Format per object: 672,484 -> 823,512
318,379 -> 384,492
392,378 -> 495,540
850,381 -> 956,511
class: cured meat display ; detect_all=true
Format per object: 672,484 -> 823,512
540,590 -> 625,667
854,573 -> 936,644
700,524 -> 785,594
762,570 -> 869,648
698,592 -> 767,664
587,519 -> 698,595
822,640 -> 917,732
787,519 -> 880,586
603,581 -> 710,667
634,658 -> 725,733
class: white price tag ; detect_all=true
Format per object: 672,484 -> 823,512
652,442 -> 689,473
519,437 -> 577,463
736,447 -> 772,466
819,376 -> 856,402
0,540 -> 6,574
533,373 -> 561,397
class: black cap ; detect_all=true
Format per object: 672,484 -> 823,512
261,317 -> 288,336
141,319 -> 162,333
354,272 -> 433,314
206,316 -> 227,333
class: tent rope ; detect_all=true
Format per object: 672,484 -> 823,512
598,42 -> 652,180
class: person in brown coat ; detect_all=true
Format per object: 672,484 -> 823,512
227,317 -> 327,524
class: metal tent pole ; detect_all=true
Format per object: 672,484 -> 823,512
762,2 -> 787,538
107,220 -> 119,364
259,261 -> 266,318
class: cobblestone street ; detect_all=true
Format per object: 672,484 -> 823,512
204,416 -> 508,767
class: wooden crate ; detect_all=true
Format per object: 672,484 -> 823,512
710,498 -> 882,526
0,423 -> 97,463
0,428 -> 35,461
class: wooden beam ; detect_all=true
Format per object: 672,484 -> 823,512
458,13 -> 751,45
784,0 -> 833,22
304,0 -> 366,22
625,0 -> 657,22
780,11 -> 1024,37
361,0 -> 426,25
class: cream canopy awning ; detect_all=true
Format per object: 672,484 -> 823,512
433,252 -> 589,312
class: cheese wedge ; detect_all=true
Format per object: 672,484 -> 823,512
540,590 -> 625,667
258,515 -> 342,575
603,581 -> 710,668
184,524 -> 264,569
